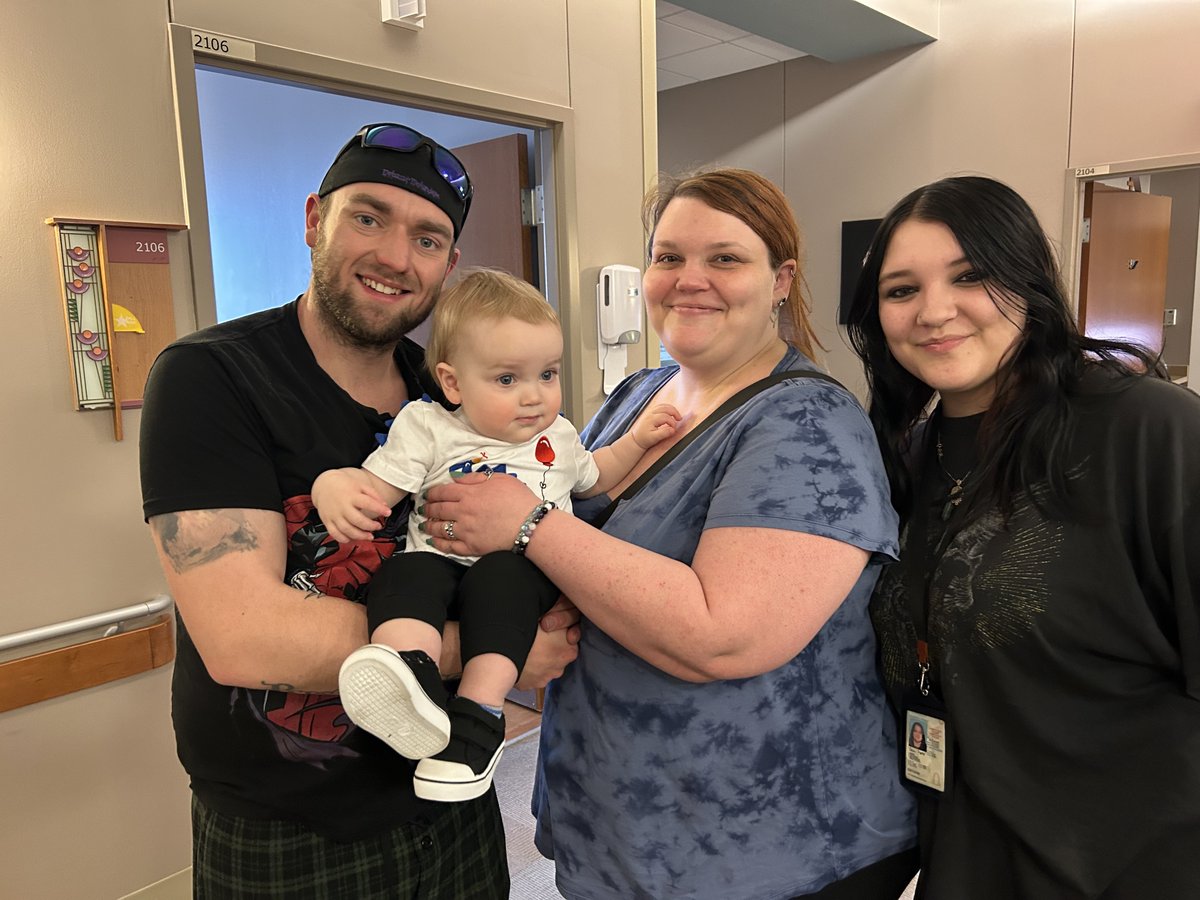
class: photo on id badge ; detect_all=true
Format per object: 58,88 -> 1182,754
905,709 -> 946,791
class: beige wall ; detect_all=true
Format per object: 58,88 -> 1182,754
661,0 -> 1200,393
859,0 -> 939,35
1070,0 -> 1200,167
175,0 -> 572,108
565,1 -> 658,420
661,0 -> 1077,392
657,63 -> 788,186
1,1 -> 652,897
2,2 -> 194,898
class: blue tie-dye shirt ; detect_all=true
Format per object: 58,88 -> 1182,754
532,349 -> 916,899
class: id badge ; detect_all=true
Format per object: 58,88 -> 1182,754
901,692 -> 954,796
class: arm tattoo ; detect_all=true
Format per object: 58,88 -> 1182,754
152,509 -> 260,574
287,569 -> 324,599
261,682 -> 296,692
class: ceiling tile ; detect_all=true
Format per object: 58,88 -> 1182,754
659,42 -> 776,80
656,1 -> 687,18
657,19 -> 721,59
657,68 -> 698,90
672,0 -> 935,63
665,9 -> 750,41
731,34 -> 808,61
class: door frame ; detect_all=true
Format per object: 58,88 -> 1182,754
1062,150 -> 1200,387
166,23 -> 588,419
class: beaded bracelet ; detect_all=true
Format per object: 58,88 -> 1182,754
512,501 -> 556,555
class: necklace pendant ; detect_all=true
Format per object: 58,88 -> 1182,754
936,428 -> 972,522
941,487 -> 965,521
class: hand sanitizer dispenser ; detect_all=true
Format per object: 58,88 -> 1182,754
597,264 -> 642,395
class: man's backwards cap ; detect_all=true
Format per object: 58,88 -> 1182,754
317,124 -> 470,239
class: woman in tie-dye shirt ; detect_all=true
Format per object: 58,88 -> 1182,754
425,168 -> 917,899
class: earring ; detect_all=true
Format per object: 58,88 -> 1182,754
770,298 -> 785,326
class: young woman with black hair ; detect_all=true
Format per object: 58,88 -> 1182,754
848,175 -> 1200,899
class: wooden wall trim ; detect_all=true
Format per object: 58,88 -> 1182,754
0,615 -> 175,714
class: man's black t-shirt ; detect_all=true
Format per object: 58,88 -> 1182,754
140,300 -> 445,839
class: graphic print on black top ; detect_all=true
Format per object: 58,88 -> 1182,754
875,497 -> 1063,690
283,489 -> 407,605
227,489 -> 408,767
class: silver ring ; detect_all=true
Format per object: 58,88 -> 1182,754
443,520 -> 456,541
485,469 -> 494,479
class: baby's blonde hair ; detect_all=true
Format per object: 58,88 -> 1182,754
426,268 -> 560,373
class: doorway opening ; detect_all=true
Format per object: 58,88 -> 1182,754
195,65 -> 540,328
168,24 -> 577,389
1067,159 -> 1200,392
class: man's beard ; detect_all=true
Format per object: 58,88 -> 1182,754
309,234 -> 440,349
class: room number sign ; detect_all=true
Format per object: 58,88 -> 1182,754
191,30 -> 256,62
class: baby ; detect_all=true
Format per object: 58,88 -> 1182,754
313,268 -> 677,801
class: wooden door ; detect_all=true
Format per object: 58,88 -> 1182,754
449,134 -> 544,711
407,133 -> 535,349
1078,182 -> 1172,353
450,134 -> 534,281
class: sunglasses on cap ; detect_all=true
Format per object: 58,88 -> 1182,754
346,123 -> 474,206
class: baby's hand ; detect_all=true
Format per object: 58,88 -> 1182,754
311,468 -> 392,544
632,403 -> 682,449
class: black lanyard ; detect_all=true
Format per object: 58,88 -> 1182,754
902,427 -> 978,695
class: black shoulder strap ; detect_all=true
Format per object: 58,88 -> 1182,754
590,368 -> 843,530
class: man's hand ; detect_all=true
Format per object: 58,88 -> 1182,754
516,597 -> 582,690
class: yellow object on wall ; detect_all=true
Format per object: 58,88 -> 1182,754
111,303 -> 146,334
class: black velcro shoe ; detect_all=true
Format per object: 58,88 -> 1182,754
338,645 -> 450,759
413,696 -> 505,802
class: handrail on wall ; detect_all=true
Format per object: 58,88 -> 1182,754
0,595 -> 176,714
0,594 -> 173,653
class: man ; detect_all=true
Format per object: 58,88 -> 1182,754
140,123 -> 579,898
